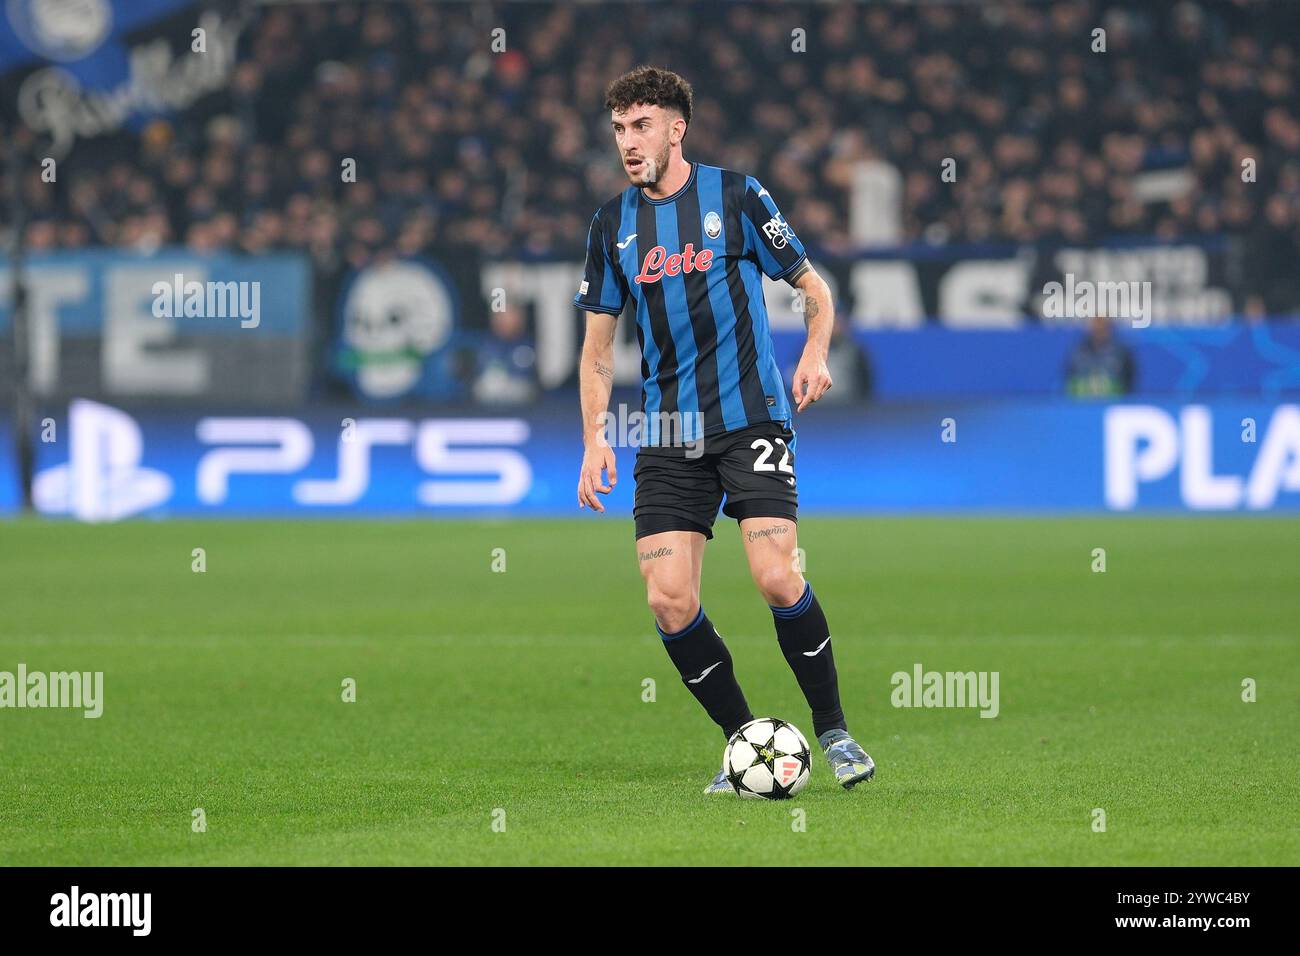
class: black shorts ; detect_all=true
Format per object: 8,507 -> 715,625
633,420 -> 798,540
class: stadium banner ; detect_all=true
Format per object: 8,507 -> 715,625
26,397 -> 1300,521
468,235 -> 1294,399
0,249 -> 311,404
0,0 -> 241,157
330,257 -> 485,403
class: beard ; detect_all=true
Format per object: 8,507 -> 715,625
627,141 -> 671,187
637,156 -> 659,185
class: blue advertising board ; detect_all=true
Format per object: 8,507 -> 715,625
21,397 -> 1300,520
767,325 -> 1300,401
0,417 -> 18,513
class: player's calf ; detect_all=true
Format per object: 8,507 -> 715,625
657,607 -> 753,743
769,581 -> 848,740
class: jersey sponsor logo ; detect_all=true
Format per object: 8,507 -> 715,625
761,213 -> 794,250
633,243 -> 715,285
704,211 -> 722,239
616,232 -> 638,250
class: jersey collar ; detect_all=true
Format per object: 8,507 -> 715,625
639,161 -> 698,205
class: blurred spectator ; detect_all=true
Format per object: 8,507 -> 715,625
821,313 -> 873,403
1245,194 -> 1300,317
471,304 -> 539,404
1065,316 -> 1136,396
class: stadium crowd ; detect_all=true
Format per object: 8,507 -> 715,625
3,0 -> 1299,311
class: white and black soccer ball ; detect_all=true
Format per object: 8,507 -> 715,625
723,717 -> 812,799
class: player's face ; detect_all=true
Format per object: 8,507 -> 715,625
611,105 -> 674,187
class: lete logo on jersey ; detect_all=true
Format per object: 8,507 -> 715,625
634,243 -> 714,285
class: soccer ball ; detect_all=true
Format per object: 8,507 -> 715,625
723,717 -> 812,799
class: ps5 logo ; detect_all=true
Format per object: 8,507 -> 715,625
196,417 -> 531,507
33,399 -> 172,522
34,401 -> 534,520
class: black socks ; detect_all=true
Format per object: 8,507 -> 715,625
658,586 -> 846,742
659,608 -> 754,739
770,582 -> 847,738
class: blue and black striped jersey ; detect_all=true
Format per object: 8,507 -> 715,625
575,162 -> 807,445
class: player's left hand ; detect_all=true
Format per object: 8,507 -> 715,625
791,351 -> 832,412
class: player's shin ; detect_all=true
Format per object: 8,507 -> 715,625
658,608 -> 753,739
770,582 -> 847,738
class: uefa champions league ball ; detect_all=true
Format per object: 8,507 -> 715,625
723,717 -> 812,799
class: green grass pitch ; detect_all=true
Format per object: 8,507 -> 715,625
0,516 -> 1296,866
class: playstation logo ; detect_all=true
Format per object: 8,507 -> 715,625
33,399 -> 172,522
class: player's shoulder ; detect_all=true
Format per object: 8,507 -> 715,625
708,163 -> 759,181
587,191 -> 631,235
708,165 -> 771,204
593,191 -> 629,218
706,164 -> 753,184
740,172 -> 772,199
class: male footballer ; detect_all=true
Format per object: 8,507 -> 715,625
575,66 -> 875,793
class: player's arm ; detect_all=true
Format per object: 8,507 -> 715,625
740,178 -> 832,411
574,207 -> 627,511
786,261 -> 835,411
577,311 -> 618,512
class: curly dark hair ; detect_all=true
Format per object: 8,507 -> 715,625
604,66 -> 694,137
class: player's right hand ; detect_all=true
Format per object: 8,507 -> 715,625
577,442 -> 618,512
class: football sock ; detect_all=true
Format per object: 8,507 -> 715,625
658,607 -> 754,739
770,582 -> 847,738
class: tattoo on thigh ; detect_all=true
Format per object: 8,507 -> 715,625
638,546 -> 673,561
745,526 -> 789,543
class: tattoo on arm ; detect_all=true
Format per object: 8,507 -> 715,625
804,296 -> 820,322
638,546 -> 673,562
594,360 -> 613,381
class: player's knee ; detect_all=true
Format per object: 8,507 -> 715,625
754,565 -> 803,607
646,586 -> 697,633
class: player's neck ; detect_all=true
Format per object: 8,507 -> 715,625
643,156 -> 693,201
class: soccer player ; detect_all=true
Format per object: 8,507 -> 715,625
575,66 -> 875,794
